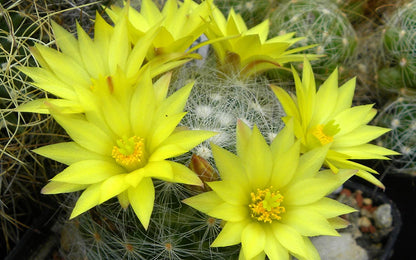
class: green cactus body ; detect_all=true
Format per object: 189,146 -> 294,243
268,0 -> 357,82
382,1 -> 416,90
377,97 -> 416,175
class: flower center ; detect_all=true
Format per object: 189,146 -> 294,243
311,120 -> 340,146
249,187 -> 285,223
112,136 -> 146,171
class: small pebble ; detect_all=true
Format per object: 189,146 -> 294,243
363,198 -> 372,206
358,216 -> 372,228
373,204 -> 393,229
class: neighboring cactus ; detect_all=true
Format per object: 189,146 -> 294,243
376,97 -> 416,176
59,180 -> 240,259
171,59 -> 286,163
268,0 -> 357,82
214,0 -> 274,27
381,0 -> 416,92
0,2 -> 53,254
329,0 -> 366,23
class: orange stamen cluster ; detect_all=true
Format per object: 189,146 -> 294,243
112,136 -> 146,171
249,187 -> 285,223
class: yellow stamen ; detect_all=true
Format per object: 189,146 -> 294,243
311,120 -> 340,146
311,125 -> 334,145
249,187 -> 285,223
112,136 -> 146,171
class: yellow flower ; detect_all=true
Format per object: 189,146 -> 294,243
271,58 -> 399,189
106,0 -> 211,59
35,70 -> 216,229
184,120 -> 356,260
17,7 -> 197,114
205,4 -> 318,78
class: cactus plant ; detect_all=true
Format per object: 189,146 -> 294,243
268,0 -> 357,82
59,180 -> 240,259
171,59 -> 286,163
380,0 -> 416,92
376,97 -> 416,176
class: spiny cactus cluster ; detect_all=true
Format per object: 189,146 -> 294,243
59,181 -> 240,259
376,97 -> 416,176
171,60 -> 285,162
379,0 -> 416,94
0,1 -> 53,254
268,0 -> 357,82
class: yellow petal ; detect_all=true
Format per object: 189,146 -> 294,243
108,10 -> 129,74
236,119 -> 252,158
128,177 -> 155,229
283,169 -> 355,206
331,77 -> 356,116
292,144 -> 329,181
271,140 -> 300,189
241,222 -> 266,259
18,67 -> 76,100
333,104 -> 374,136
302,237 -> 321,260
328,217 -> 351,229
117,191 -> 130,209
356,170 -> 385,189
242,125 -> 272,189
149,112 -> 187,151
126,25 -> 160,78
34,44 -> 90,86
207,180 -> 249,205
51,21 -> 82,64
41,181 -> 87,194
76,22 -> 103,79
247,19 -> 269,42
183,191 -> 223,213
166,161 -> 203,186
334,144 -> 399,160
51,160 -> 124,184
208,202 -> 248,222
15,99 -> 83,114
272,222 -> 307,259
126,161 -> 172,187
151,130 -> 216,160
33,142 -> 109,165
211,144 -> 250,189
153,72 -> 171,104
280,207 -> 339,236
141,0 -> 163,24
154,81 -> 193,119
270,85 -> 300,121
70,183 -> 101,219
51,113 -> 114,155
311,68 -> 338,125
211,220 -> 249,247
301,197 -> 356,218
130,68 -> 156,138
333,125 -> 390,147
93,12 -> 113,68
99,174 -> 129,203
264,228 -> 289,260
99,93 -> 131,138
